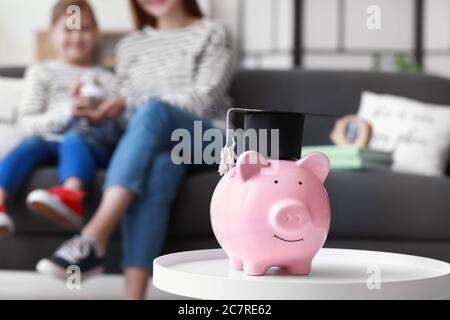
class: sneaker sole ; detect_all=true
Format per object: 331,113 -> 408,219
0,214 -> 14,238
36,259 -> 105,282
27,190 -> 82,231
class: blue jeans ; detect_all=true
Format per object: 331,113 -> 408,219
104,99 -> 221,270
0,131 -> 111,198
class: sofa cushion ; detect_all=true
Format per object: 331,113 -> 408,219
168,170 -> 450,241
10,168 -> 220,238
326,170 -> 450,241
11,168 -> 450,241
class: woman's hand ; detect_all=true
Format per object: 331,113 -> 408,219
72,97 -> 126,125
97,97 -> 127,119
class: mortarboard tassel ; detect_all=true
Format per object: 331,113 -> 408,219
218,108 -> 263,176
218,137 -> 237,175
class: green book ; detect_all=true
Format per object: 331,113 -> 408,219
301,145 -> 392,170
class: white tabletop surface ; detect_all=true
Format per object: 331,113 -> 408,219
153,248 -> 450,300
0,271 -> 183,300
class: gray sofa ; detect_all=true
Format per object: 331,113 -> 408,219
0,67 -> 449,273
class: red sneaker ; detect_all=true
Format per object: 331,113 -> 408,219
27,186 -> 86,230
0,205 -> 14,237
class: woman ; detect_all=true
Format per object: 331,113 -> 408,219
37,0 -> 233,299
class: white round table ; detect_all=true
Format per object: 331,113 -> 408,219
153,248 -> 450,300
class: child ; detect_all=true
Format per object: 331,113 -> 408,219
0,0 -> 121,237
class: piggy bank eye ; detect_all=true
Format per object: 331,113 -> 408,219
298,181 -> 303,185
274,180 -> 278,184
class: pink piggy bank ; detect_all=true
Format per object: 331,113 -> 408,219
210,150 -> 331,276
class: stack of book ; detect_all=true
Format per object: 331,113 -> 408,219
301,145 -> 392,170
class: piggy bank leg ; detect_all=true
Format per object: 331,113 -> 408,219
243,261 -> 268,276
228,256 -> 243,271
286,260 -> 312,275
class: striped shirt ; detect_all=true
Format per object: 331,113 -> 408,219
114,19 -> 234,121
18,61 -> 122,149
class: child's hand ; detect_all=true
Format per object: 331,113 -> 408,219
72,96 -> 92,114
70,78 -> 84,97
72,97 -> 106,124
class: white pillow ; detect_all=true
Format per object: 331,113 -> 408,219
0,77 -> 26,159
0,125 -> 27,160
0,76 -> 24,123
358,91 -> 450,176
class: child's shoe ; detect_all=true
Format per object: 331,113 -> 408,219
27,186 -> 85,230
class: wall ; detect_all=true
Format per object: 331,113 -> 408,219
0,0 -> 213,66
211,0 -> 450,78
0,0 -> 133,65
2,0 -> 450,78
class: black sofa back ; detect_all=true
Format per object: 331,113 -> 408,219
3,67 -> 450,170
0,67 -> 24,78
230,70 -> 450,146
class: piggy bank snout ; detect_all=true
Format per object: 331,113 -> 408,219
269,200 -> 311,237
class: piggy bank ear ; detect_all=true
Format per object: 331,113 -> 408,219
235,151 -> 270,182
296,152 -> 330,183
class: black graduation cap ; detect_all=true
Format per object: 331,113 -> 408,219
219,108 -> 336,175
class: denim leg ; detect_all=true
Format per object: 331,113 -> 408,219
0,136 -> 58,197
121,150 -> 186,270
104,99 -> 217,195
110,99 -> 223,269
58,131 -> 111,188
120,110 -> 222,270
